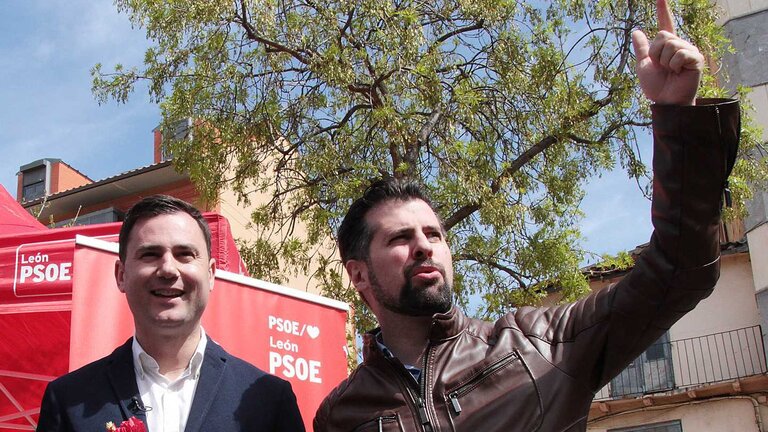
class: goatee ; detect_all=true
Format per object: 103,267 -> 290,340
368,259 -> 453,317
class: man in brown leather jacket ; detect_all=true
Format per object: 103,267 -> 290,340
314,1 -> 741,431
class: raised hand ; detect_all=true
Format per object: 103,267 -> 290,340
631,0 -> 704,106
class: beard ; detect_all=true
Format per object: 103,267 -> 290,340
366,258 -> 453,317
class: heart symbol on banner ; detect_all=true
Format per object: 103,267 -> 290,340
306,326 -> 320,339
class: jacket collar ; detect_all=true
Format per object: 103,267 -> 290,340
105,338 -> 148,424
428,305 -> 467,341
180,338 -> 228,432
105,336 -> 229,432
363,305 -> 467,361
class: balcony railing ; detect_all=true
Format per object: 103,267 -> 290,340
594,325 -> 767,400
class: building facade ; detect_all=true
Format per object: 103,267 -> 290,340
586,246 -> 768,432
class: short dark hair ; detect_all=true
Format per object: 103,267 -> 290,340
337,178 -> 438,264
119,195 -> 211,261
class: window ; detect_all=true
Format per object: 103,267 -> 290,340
54,207 -> 124,227
645,332 -> 670,361
609,420 -> 682,432
610,332 -> 674,397
160,118 -> 192,161
22,165 -> 46,202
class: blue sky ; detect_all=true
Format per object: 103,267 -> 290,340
0,1 -> 157,195
0,1 -> 653,263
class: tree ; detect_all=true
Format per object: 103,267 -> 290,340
93,0 -> 766,331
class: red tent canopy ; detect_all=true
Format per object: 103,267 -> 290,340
0,186 -> 45,234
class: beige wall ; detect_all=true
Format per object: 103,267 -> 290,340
670,253 -> 759,340
588,397 -> 763,431
582,253 -> 758,340
667,255 -> 763,389
747,84 -> 768,142
715,0 -> 768,21
217,184 -> 338,295
218,186 -> 268,250
749,224 -> 768,293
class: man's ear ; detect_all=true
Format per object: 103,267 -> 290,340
346,259 -> 372,309
208,258 -> 216,291
345,259 -> 368,291
114,259 -> 126,293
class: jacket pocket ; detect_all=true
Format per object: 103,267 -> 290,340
443,350 -> 543,432
352,413 -> 405,431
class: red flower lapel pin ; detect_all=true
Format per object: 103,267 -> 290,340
105,416 -> 146,432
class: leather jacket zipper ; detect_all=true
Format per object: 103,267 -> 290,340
714,106 -> 722,136
388,350 -> 434,432
414,343 -> 435,432
353,415 -> 398,432
377,415 -> 397,432
715,105 -> 734,208
400,372 -> 434,431
446,351 -> 519,415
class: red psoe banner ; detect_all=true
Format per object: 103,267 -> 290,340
0,234 -> 118,306
69,238 -> 135,369
203,272 -> 350,428
69,237 -> 350,431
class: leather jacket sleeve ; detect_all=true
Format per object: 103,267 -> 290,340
510,98 -> 740,393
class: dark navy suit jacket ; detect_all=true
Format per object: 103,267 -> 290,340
36,337 -> 305,431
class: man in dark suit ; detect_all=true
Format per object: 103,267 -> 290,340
37,195 -> 305,432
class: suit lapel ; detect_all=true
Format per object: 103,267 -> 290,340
106,338 -> 148,425
183,338 -> 227,432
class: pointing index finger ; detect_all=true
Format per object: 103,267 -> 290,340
657,0 -> 676,34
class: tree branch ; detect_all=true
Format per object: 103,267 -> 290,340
454,252 -> 528,289
235,0 -> 312,64
434,20 -> 485,46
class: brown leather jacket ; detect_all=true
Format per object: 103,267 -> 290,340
314,99 -> 740,432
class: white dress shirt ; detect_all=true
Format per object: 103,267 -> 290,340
132,329 -> 207,432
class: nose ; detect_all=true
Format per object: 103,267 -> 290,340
412,232 -> 433,260
156,253 -> 180,279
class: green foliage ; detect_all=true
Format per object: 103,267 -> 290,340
93,0 -> 767,331
25,198 -> 82,228
723,86 -> 768,222
593,251 -> 636,273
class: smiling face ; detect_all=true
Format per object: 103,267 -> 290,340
346,198 -> 453,318
115,212 -> 215,341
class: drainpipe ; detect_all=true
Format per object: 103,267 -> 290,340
44,159 -> 52,197
745,395 -> 766,432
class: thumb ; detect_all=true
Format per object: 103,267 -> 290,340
631,30 -> 650,62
